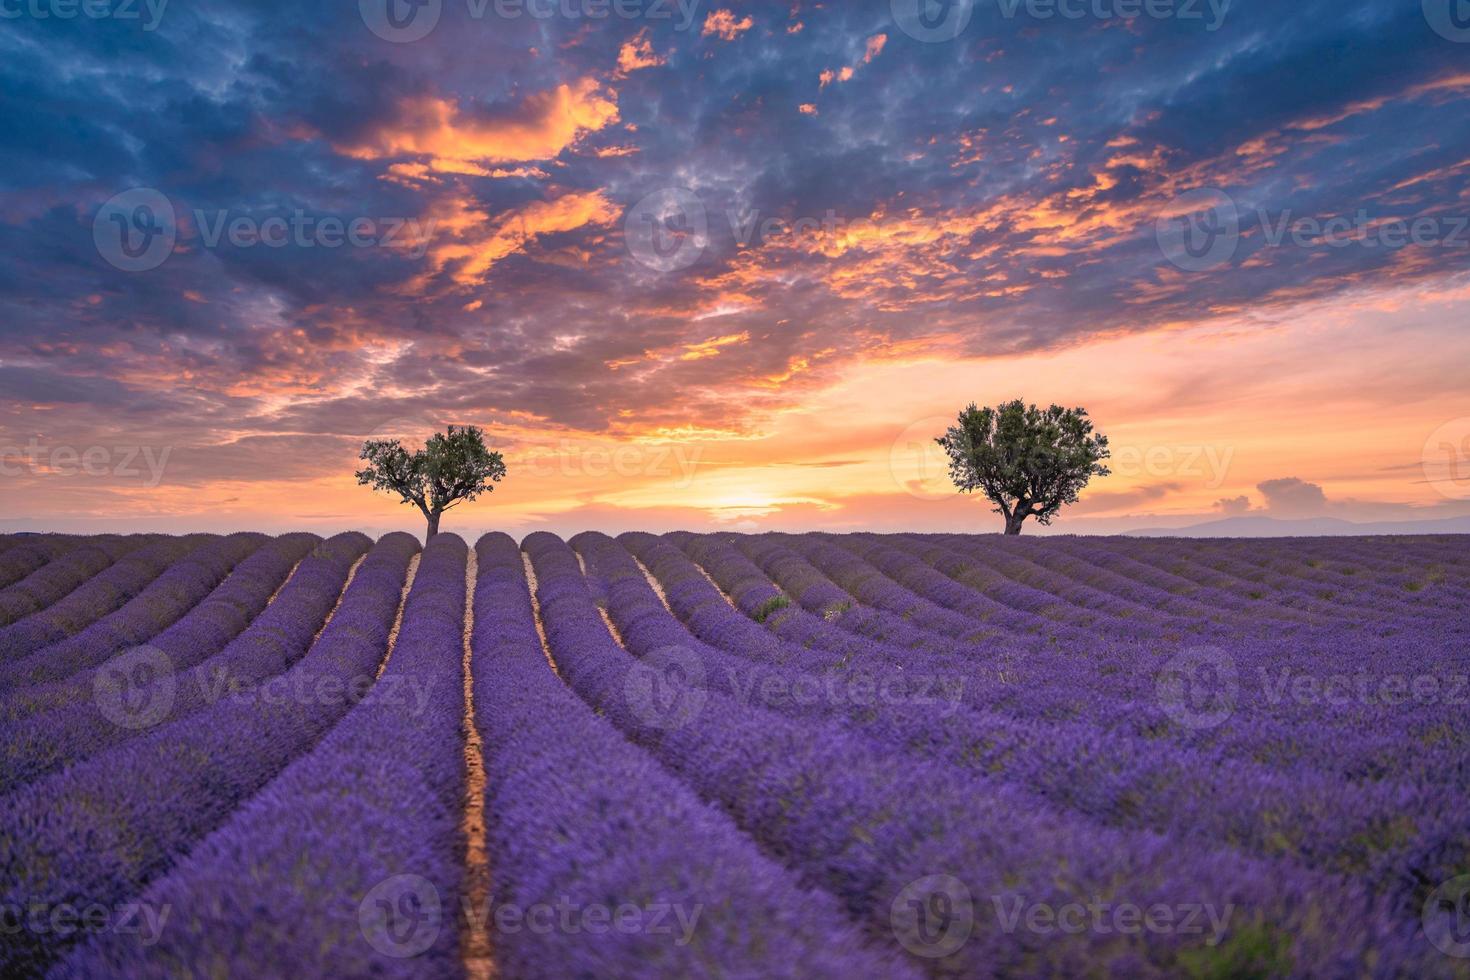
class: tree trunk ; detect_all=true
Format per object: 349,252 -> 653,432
1003,512 -> 1026,535
425,510 -> 441,540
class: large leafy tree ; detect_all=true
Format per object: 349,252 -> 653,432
356,425 -> 506,539
936,400 -> 1110,535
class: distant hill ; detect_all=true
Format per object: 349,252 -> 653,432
1125,515 -> 1470,538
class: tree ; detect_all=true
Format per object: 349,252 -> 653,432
936,400 -> 1110,535
356,425 -> 506,539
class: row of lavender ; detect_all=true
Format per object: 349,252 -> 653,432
572,531 -> 1463,974
1,530 -> 1465,977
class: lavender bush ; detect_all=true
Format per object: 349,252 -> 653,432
0,530 -> 1462,978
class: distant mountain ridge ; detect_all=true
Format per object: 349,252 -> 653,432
1125,515 -> 1470,538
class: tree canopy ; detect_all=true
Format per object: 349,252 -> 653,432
936,400 -> 1110,535
356,424 -> 506,538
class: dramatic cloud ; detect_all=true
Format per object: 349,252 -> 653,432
335,81 -> 620,172
2,1 -> 1468,533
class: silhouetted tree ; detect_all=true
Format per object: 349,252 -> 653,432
356,425 -> 506,539
936,400 -> 1110,535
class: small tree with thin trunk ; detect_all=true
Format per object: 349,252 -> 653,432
936,400 -> 1110,535
356,425 -> 506,539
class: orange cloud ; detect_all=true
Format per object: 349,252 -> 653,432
819,35 -> 885,90
423,190 -> 621,286
679,332 -> 750,361
616,29 -> 665,75
703,9 -> 754,40
820,66 -> 856,88
337,79 -> 618,172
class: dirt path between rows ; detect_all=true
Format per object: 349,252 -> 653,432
311,554 -> 365,645
523,552 -> 561,675
375,554 -> 419,679
460,549 -> 494,980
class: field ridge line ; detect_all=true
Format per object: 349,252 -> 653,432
310,554 -> 365,645
521,551 -> 561,676
374,553 -> 419,679
682,542 -> 741,611
263,557 -> 304,608
631,555 -> 676,615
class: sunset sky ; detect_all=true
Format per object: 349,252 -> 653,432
2,0 -> 1468,537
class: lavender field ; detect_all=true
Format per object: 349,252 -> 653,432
1,529 -> 1468,978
